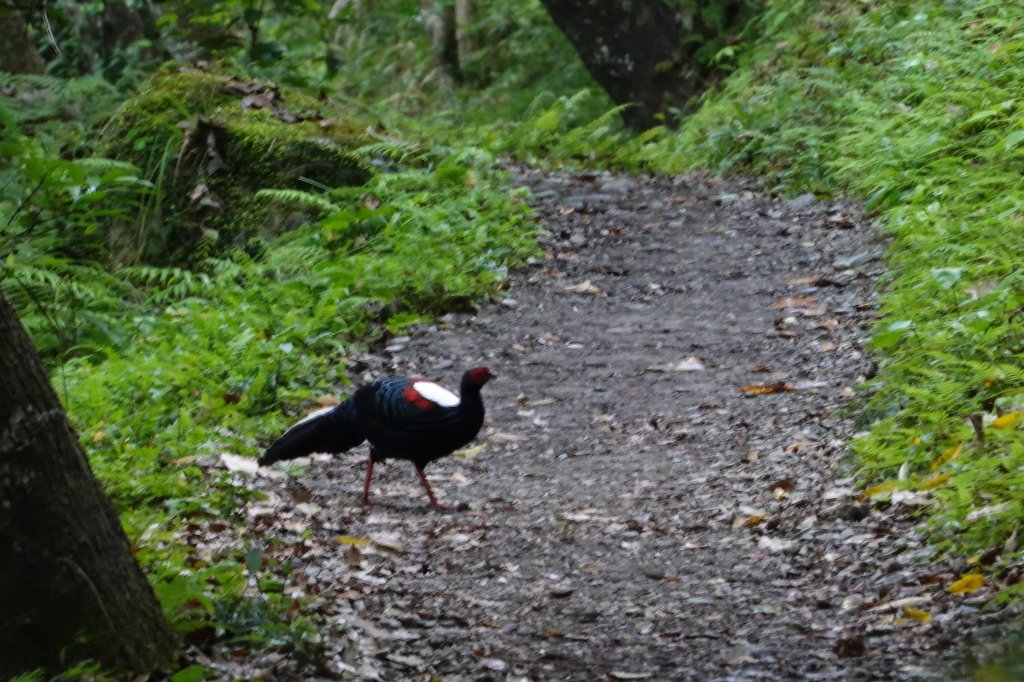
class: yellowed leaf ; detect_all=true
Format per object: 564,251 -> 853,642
931,444 -> 963,471
861,479 -> 900,500
336,535 -> 370,547
902,607 -> 931,623
919,471 -> 952,491
948,573 -> 985,595
743,514 -> 766,527
990,412 -> 1021,429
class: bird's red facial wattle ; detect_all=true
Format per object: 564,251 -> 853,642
467,366 -> 494,385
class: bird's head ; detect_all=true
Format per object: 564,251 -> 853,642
464,366 -> 494,387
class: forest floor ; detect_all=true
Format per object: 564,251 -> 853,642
215,170 -> 1014,680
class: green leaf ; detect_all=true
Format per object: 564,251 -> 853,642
244,548 -> 262,577
1004,129 -> 1024,151
172,665 -> 208,682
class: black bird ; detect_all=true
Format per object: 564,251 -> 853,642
258,367 -> 493,509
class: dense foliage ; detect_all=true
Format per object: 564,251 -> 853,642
653,0 -> 1024,575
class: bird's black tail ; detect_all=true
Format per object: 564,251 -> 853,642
258,398 -> 364,466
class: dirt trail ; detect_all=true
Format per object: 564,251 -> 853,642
243,170 -> 998,680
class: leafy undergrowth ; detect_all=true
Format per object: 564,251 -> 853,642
635,0 -> 1024,584
2,71 -> 537,669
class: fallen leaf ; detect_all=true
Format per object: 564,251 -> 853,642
565,280 -> 606,296
948,573 -> 985,595
833,634 -> 866,657
455,443 -> 487,459
342,545 -> 362,567
919,472 -> 951,491
861,479 -> 900,500
931,444 -> 962,471
757,536 -> 793,553
220,453 -> 260,475
769,478 -> 796,494
336,535 -> 371,547
739,382 -> 795,395
369,533 -> 406,555
990,412 -> 1021,429
650,356 -> 705,372
537,627 -> 565,638
773,295 -> 818,309
786,276 -> 826,286
817,341 -> 837,352
869,595 -> 931,612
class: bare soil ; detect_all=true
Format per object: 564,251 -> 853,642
235,170 -> 1010,680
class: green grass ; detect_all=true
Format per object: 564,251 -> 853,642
637,0 -> 1024,569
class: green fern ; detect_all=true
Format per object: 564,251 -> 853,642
254,188 -> 340,214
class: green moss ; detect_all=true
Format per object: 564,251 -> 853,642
100,65 -> 372,264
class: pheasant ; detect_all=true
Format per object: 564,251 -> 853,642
258,367 -> 493,509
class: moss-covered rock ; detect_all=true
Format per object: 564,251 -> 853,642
101,64 -> 371,265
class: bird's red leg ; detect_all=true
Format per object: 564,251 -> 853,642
362,458 -> 375,505
415,466 -> 452,510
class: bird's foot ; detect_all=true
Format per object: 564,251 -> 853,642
426,501 -> 455,511
361,495 -> 374,506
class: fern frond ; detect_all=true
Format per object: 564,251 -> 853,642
255,189 -> 339,214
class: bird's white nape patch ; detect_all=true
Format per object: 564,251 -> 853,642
288,405 -> 335,431
413,381 -> 460,407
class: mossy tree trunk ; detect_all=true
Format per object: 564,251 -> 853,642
0,7 -> 46,74
0,292 -> 177,678
539,0 -> 748,129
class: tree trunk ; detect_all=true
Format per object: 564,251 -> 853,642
0,8 -> 46,74
538,0 -> 720,129
0,293 -> 176,678
455,0 -> 475,65
424,1 -> 462,85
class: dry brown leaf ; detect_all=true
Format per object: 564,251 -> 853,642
740,382 -> 795,395
786,276 -> 826,286
773,295 -> 818,309
565,280 -> 606,296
